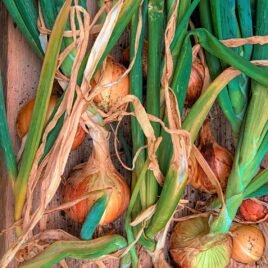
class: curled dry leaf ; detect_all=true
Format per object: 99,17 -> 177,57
92,56 -> 130,112
122,41 -> 148,78
63,127 -> 130,225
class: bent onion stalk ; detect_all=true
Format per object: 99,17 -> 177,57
14,0 -> 72,225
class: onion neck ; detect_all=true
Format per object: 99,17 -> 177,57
89,128 -> 111,165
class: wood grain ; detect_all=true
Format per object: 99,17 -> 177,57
0,1 -> 267,268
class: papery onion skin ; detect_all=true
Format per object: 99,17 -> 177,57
16,96 -> 86,151
231,224 -> 265,264
170,217 -> 232,268
239,199 -> 268,222
188,142 -> 233,193
63,130 -> 130,225
93,56 -> 129,112
185,61 -> 205,107
17,95 -> 58,138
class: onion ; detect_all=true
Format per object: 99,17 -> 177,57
188,119 -> 233,193
122,41 -> 148,78
16,96 -> 86,151
231,224 -> 265,264
170,217 -> 232,268
185,61 -> 205,107
92,56 -> 130,112
239,199 -> 268,222
63,128 -> 130,225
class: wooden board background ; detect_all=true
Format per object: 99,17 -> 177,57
0,1 -> 267,267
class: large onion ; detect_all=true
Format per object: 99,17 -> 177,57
185,61 -> 205,107
188,119 -> 233,193
16,96 -> 86,151
63,128 -> 130,225
231,224 -> 265,264
170,217 -> 232,268
92,56 -> 129,112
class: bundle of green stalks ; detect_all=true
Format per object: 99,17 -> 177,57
0,0 -> 268,267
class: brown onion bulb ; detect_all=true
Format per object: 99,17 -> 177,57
63,128 -> 130,225
122,41 -> 148,78
231,224 -> 265,264
170,217 -> 232,268
188,119 -> 233,193
92,56 -> 129,112
16,96 -> 86,151
239,199 -> 268,222
185,61 -> 205,107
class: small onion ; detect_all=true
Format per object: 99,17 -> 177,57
92,56 -> 129,112
63,128 -> 130,225
16,96 -> 86,151
185,61 -> 205,107
188,119 -> 233,193
231,224 -> 265,264
239,199 -> 268,222
170,217 -> 232,268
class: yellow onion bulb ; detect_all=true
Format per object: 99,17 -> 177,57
92,56 -> 129,112
231,224 -> 265,264
16,96 -> 86,151
17,95 -> 58,138
63,129 -> 130,225
188,142 -> 233,193
185,61 -> 205,107
170,217 -> 232,268
239,199 -> 268,222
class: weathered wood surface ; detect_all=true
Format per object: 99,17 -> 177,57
0,1 -> 267,267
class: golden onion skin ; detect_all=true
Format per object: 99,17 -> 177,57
93,56 -> 129,112
231,224 -> 266,264
170,217 -> 232,268
16,95 -> 86,151
17,95 -> 58,138
188,142 -> 233,193
63,130 -> 130,225
185,61 -> 205,107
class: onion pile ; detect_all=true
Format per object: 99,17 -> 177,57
169,216 -> 232,268
231,224 -> 266,264
17,96 -> 86,151
239,199 -> 268,222
188,119 -> 233,193
63,128 -> 130,225
185,61 -> 205,107
92,56 -> 130,112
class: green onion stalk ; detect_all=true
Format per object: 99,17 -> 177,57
210,0 -> 268,235
200,0 -> 253,135
145,0 -> 165,209
164,3 -> 268,266
14,0 -> 73,227
158,0 -> 199,175
2,0 -> 43,58
140,27 -> 268,250
0,70 -> 17,186
20,235 -> 128,268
